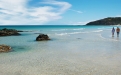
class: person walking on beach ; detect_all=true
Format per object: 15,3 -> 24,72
112,27 -> 115,37
116,27 -> 120,37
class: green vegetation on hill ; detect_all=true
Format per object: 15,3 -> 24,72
86,17 -> 121,25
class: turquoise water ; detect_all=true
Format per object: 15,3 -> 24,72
0,25 -> 121,75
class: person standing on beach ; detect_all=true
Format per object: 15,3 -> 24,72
116,27 -> 120,37
112,27 -> 115,37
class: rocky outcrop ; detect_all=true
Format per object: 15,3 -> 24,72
0,28 -> 20,36
36,34 -> 50,41
86,17 -> 121,25
0,45 -> 11,52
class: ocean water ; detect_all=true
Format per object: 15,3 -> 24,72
0,25 -> 121,75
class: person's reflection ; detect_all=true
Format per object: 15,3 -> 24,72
112,36 -> 114,39
116,37 -> 119,40
112,36 -> 120,41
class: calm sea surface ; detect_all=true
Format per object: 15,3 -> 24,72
0,25 -> 121,75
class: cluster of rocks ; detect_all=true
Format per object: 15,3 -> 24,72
0,28 -> 20,36
36,34 -> 50,41
0,28 -> 50,53
0,45 -> 11,52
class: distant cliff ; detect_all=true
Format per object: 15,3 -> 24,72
86,17 -> 121,25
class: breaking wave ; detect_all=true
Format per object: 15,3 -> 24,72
55,30 -> 103,36
51,29 -> 69,31
51,28 -> 84,31
55,31 -> 89,36
92,30 -> 103,32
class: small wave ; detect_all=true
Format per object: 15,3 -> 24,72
52,28 -> 84,31
98,34 -> 106,39
55,33 -> 68,36
97,27 -> 112,29
98,34 -> 120,41
98,28 -> 105,29
55,31 -> 90,36
51,29 -> 68,31
92,30 -> 103,32
73,28 -> 85,30
69,31 -> 89,34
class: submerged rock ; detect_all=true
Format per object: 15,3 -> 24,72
36,34 -> 50,41
0,45 -> 11,52
0,28 -> 20,36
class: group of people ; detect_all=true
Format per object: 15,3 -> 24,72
112,27 -> 120,37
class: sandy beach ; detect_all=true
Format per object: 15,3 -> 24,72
0,25 -> 121,75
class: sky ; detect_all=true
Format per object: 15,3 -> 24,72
0,0 -> 121,25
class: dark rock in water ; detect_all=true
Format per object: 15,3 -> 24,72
36,34 -> 50,41
17,30 -> 33,32
0,28 -> 21,36
0,45 -> 11,52
17,30 -> 24,32
34,33 -> 43,34
77,38 -> 81,39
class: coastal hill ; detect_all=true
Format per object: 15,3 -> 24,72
86,17 -> 121,25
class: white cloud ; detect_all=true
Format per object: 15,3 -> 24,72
69,9 -> 83,14
115,15 -> 121,17
71,22 -> 87,25
69,20 -> 94,25
0,0 -> 71,25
